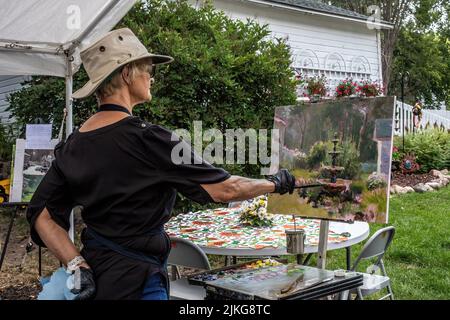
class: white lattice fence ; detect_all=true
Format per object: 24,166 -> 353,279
394,101 -> 450,135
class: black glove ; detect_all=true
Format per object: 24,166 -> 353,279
266,169 -> 296,195
71,267 -> 96,300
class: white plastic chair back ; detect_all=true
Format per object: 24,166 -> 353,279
168,237 -> 211,270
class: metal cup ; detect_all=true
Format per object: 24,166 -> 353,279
285,229 -> 305,254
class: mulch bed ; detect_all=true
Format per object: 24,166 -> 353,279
391,171 -> 437,187
0,275 -> 41,300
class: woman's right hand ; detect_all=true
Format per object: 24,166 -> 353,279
266,169 -> 296,195
72,266 -> 96,300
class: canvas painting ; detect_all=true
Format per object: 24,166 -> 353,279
267,96 -> 395,223
10,139 -> 59,202
21,148 -> 55,202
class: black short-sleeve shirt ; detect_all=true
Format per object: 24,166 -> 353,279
26,115 -> 230,299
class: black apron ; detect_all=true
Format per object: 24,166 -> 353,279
82,226 -> 170,298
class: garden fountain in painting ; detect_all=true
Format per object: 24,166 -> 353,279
267,97 -> 395,224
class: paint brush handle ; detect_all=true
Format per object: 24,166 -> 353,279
294,183 -> 324,189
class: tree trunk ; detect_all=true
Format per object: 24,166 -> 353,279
329,0 -> 413,93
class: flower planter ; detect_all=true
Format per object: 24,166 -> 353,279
310,94 -> 321,103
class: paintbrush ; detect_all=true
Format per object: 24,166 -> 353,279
280,273 -> 305,294
294,183 -> 325,189
277,276 -> 334,298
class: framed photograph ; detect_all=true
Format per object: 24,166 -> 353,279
10,139 -> 59,202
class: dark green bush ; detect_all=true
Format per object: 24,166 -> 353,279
0,124 -> 13,162
394,129 -> 450,172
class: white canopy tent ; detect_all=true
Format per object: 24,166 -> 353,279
0,0 -> 138,132
0,0 -> 138,239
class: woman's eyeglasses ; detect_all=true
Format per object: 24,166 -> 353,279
147,64 -> 155,77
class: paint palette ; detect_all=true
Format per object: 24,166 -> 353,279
188,259 -> 284,285
189,261 -> 363,300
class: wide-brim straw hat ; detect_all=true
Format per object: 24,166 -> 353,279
72,28 -> 173,99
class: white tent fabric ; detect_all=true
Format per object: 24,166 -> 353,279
0,0 -> 138,240
0,0 -> 137,77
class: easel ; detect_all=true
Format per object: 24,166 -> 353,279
316,219 -> 329,269
0,202 -> 28,271
287,218 -> 330,269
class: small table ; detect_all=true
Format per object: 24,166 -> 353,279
166,208 -> 370,269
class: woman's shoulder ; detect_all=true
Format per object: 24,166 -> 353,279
139,121 -> 177,141
63,117 -> 178,149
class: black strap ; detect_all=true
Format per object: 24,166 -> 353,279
83,227 -> 171,298
98,104 -> 132,115
84,227 -> 164,265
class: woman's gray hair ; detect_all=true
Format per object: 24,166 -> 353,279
95,58 -> 152,103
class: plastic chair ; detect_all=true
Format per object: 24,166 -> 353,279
167,237 -> 211,300
349,226 -> 395,300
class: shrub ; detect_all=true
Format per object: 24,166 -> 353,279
0,124 -> 13,162
394,129 -> 450,172
392,146 -> 402,162
294,154 -> 308,169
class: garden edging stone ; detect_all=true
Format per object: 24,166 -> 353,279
391,169 -> 449,195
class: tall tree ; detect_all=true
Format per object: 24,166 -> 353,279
328,0 -> 447,99
329,0 -> 413,92
390,26 -> 449,108
390,0 -> 449,108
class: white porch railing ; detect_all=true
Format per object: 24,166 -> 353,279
394,100 -> 450,136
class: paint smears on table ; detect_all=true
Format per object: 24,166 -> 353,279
165,208 -> 349,249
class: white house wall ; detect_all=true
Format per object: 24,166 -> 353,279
0,75 -> 30,125
192,0 -> 382,92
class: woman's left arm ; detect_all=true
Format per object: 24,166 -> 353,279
201,169 -> 295,203
201,175 -> 274,203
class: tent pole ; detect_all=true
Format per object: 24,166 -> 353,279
65,57 -> 73,137
65,54 -> 75,242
